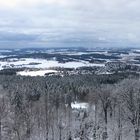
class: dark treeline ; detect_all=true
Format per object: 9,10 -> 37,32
0,52 -> 120,63
0,73 -> 139,140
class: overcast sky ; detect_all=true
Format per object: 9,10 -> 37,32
0,0 -> 140,48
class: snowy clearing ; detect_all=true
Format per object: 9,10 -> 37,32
17,70 -> 57,77
0,58 -> 105,70
71,102 -> 89,109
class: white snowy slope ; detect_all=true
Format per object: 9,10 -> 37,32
17,70 -> 57,76
0,58 -> 105,70
71,102 -> 89,109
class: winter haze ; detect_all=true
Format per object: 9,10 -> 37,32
0,1 -> 140,140
0,0 -> 140,48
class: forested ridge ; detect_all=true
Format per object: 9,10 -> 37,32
0,73 -> 139,140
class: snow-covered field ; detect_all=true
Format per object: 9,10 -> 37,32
1,48 -> 140,75
17,69 -> 57,76
71,102 -> 89,109
0,58 -> 105,70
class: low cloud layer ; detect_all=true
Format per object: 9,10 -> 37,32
0,0 -> 140,48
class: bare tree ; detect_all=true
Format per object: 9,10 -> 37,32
117,79 -> 140,140
97,85 -> 113,140
0,85 -> 8,140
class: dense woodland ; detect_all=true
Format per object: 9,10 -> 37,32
0,73 -> 139,140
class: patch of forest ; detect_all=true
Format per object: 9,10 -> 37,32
0,52 -> 120,63
0,72 -> 139,140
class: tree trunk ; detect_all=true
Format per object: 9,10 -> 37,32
93,102 -> 97,140
135,128 -> 140,140
68,106 -> 72,139
118,105 -> 122,140
104,108 -> 108,125
45,93 -> 49,140
0,118 -> 2,140
51,126 -> 54,140
16,129 -> 21,140
102,108 -> 108,140
59,128 -> 62,140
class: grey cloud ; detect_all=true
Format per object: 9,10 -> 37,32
0,0 -> 140,48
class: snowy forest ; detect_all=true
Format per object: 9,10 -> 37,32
0,0 -> 140,139
0,73 -> 139,140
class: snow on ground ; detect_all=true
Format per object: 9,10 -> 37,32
98,72 -> 113,75
133,49 -> 140,52
61,51 -> 107,55
17,70 -> 57,77
0,50 -> 12,52
0,55 -> 8,58
32,58 -> 105,69
71,102 -> 89,109
119,52 -> 140,63
0,58 -> 105,70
